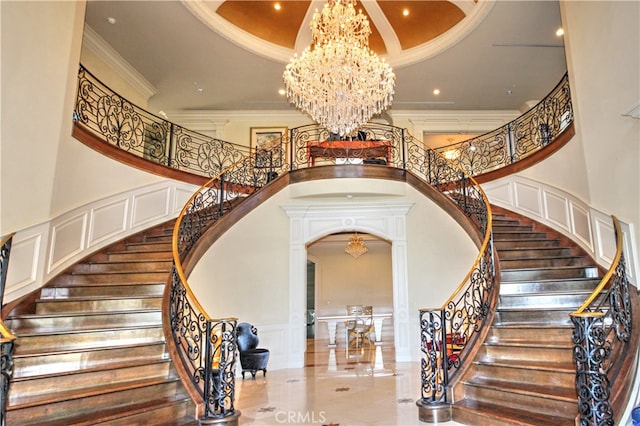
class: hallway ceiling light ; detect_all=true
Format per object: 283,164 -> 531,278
345,233 -> 368,258
282,0 -> 395,137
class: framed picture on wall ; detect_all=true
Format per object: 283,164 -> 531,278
250,127 -> 287,168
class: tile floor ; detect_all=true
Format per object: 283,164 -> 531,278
234,339 -> 465,426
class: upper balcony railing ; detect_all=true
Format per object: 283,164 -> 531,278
74,66 -> 573,184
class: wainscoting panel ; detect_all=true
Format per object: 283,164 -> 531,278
88,198 -> 129,248
5,181 -> 198,303
5,231 -> 44,300
252,323 -> 288,372
543,190 -> 571,233
48,212 -> 88,273
513,180 -> 543,217
130,187 -> 171,229
571,202 -> 593,250
484,175 -> 638,285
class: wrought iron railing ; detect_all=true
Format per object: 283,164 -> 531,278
170,154 -> 276,421
74,66 -> 250,177
433,73 -> 573,177
0,233 -> 16,426
73,66 -> 574,183
405,133 -> 496,409
570,217 -> 634,425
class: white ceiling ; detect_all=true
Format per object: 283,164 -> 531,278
83,0 -> 568,117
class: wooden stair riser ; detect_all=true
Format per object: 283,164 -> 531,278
461,383 -> 577,420
54,272 -> 169,285
35,297 -> 162,314
8,310 -> 161,333
498,293 -> 590,309
494,239 -> 561,249
70,261 -> 172,274
494,308 -> 574,325
497,247 -> 573,259
488,327 -> 572,344
15,327 -> 165,353
499,256 -> 588,269
10,361 -> 175,402
471,362 -> 575,388
500,278 -> 600,295
492,225 -> 535,233
480,344 -> 574,363
41,283 -> 165,298
493,232 -> 549,241
105,251 -> 174,262
501,266 -> 598,281
14,342 -> 168,378
91,399 -> 196,426
125,242 -> 173,252
6,380 -> 185,425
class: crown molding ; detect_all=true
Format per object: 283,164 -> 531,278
82,25 -> 158,100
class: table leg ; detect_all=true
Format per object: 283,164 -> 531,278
327,320 -> 337,347
373,318 -> 384,345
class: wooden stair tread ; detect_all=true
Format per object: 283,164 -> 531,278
35,295 -> 161,302
454,399 -> 576,425
12,357 -> 171,383
30,396 -> 195,426
13,341 -> 166,360
464,377 -> 577,401
9,308 -> 159,320
13,323 -> 161,340
475,358 -> 575,373
8,376 -> 182,409
483,340 -> 572,349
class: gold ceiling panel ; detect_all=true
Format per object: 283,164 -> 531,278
215,1 -> 467,56
216,1 -> 310,49
377,1 -> 465,50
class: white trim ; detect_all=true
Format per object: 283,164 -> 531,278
82,25 -> 158,100
281,201 -> 414,368
483,175 -> 639,286
5,181 -> 198,303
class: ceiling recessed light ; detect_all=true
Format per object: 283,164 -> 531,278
402,9 -> 409,17
556,27 -> 564,37
274,3 -> 281,11
106,17 -> 116,25
196,88 -> 204,93
433,89 -> 440,95
278,89 -> 286,95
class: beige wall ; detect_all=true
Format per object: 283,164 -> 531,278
1,1 -> 166,234
308,239 -> 393,315
520,1 -> 640,255
188,179 -> 477,342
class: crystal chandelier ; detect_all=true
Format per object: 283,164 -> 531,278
345,233 -> 368,259
283,0 -> 395,137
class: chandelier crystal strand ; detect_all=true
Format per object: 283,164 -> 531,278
283,0 -> 395,137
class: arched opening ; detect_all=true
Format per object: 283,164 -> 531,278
282,201 -> 413,368
305,232 -> 395,369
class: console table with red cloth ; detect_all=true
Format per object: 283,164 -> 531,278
306,140 -> 392,166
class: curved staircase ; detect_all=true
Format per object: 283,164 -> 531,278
453,207 -> 601,425
4,220 -> 198,425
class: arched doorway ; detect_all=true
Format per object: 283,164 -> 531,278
282,201 -> 413,368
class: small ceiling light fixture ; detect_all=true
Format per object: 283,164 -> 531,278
106,17 -> 116,25
283,0 -> 395,137
433,88 -> 441,95
274,3 -> 281,11
556,27 -> 564,37
278,88 -> 286,95
345,232 -> 369,259
403,8 -> 410,17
